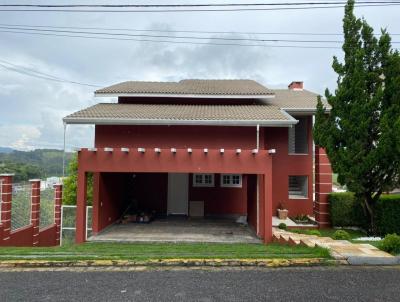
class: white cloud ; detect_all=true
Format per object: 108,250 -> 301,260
0,125 -> 41,151
0,4 -> 398,150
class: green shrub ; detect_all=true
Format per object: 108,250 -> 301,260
375,195 -> 400,236
332,230 -> 351,240
292,214 -> 309,222
329,192 -> 367,227
305,229 -> 321,236
278,223 -> 287,230
329,193 -> 400,235
379,234 -> 400,255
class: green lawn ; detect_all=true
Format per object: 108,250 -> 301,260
0,242 -> 330,261
289,227 -> 366,239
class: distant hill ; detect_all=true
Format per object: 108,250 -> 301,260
0,147 -> 14,154
0,149 -> 73,182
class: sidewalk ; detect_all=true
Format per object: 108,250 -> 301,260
273,228 -> 400,265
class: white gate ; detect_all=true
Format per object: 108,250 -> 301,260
60,205 -> 92,245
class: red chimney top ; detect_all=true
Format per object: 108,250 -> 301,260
288,81 -> 303,91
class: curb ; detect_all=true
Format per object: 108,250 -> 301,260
347,256 -> 400,266
0,258 -> 345,268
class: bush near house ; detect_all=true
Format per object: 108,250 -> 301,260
329,193 -> 368,228
375,195 -> 400,236
332,230 -> 351,240
278,223 -> 287,230
329,193 -> 400,235
379,234 -> 400,255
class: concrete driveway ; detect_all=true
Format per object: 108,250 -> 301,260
89,217 -> 260,243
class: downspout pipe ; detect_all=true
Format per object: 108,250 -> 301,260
62,123 -> 66,179
256,124 -> 260,150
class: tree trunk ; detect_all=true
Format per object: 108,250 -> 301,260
363,195 -> 376,235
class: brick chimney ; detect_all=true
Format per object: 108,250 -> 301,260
288,81 -> 303,91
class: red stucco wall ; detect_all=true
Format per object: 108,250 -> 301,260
38,225 -> 58,246
95,125 -> 259,150
94,117 -> 313,217
8,226 -> 34,247
264,117 -> 314,216
189,174 -> 247,216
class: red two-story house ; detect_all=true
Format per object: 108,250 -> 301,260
63,79 -> 332,244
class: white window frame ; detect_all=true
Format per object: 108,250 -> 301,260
288,117 -> 309,155
220,174 -> 242,188
193,173 -> 215,187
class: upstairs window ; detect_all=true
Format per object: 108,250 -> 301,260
193,174 -> 214,187
288,176 -> 308,199
220,174 -> 242,188
288,117 -> 308,154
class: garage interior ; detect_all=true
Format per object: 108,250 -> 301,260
89,172 -> 261,243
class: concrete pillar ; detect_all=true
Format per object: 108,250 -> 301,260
29,179 -> 41,246
257,174 -> 265,238
0,174 -> 13,244
54,184 -> 62,246
92,172 -> 100,234
263,172 -> 273,243
75,168 -> 87,244
314,146 -> 333,228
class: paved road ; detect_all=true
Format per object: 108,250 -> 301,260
1,266 -> 400,301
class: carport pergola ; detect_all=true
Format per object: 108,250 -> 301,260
76,147 -> 274,243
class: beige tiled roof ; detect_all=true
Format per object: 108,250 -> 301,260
63,103 -> 295,126
95,79 -> 274,97
267,89 -> 331,111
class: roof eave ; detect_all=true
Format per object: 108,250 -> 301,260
62,117 -> 297,127
94,92 -> 276,99
282,107 -> 331,115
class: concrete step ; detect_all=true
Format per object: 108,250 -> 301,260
300,238 -> 316,248
272,234 -> 281,243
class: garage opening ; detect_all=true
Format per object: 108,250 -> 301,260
89,172 -> 261,243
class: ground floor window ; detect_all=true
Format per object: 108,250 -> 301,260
220,174 -> 242,188
193,173 -> 215,187
288,175 -> 308,198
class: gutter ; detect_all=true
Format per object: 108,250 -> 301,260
62,117 -> 298,127
282,107 -> 332,115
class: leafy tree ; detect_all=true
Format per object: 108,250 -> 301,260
314,0 -> 400,233
0,161 -> 43,183
0,149 -> 73,179
62,154 -> 93,205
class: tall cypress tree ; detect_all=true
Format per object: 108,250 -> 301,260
314,0 -> 400,233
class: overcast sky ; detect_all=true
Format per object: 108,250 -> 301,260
0,1 -> 399,151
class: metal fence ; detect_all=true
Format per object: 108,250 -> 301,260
61,205 -> 92,245
11,183 -> 31,231
39,188 -> 55,229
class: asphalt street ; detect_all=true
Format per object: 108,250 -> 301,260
1,266 -> 400,301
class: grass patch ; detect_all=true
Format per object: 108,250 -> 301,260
0,242 -> 330,261
289,228 -> 366,239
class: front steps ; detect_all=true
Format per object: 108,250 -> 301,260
273,228 -> 399,265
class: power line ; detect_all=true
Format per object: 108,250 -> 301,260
2,23 -> 399,37
0,59 -> 101,87
2,1 -> 400,8
1,3 -> 400,12
0,29 -> 345,49
1,25 -> 399,44
0,26 -> 349,43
